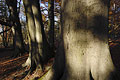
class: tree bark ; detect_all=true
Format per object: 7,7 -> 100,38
48,0 -> 54,51
42,0 -> 117,80
23,0 -> 38,71
2,25 -> 8,47
23,0 -> 52,72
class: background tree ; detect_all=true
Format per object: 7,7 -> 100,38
48,0 -> 54,51
6,0 -> 25,57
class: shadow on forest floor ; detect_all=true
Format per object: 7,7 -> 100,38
0,50 -> 28,80
0,47 -> 53,80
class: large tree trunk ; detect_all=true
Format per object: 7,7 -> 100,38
61,0 -> 114,79
23,0 -> 40,71
42,0 -> 117,80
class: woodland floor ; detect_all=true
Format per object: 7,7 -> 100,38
0,39 -> 120,80
0,47 -> 53,80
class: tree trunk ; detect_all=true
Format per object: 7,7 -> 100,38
42,0 -> 117,80
31,0 -> 44,71
2,25 -> 6,47
48,0 -> 54,51
22,29 -> 31,67
39,1 -> 54,61
23,0 -> 38,71
14,10 -> 25,54
61,0 -> 114,79
6,0 -> 25,57
23,0 -> 52,72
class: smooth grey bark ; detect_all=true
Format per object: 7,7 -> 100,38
60,0 -> 114,80
23,0 -> 41,71
42,0 -> 118,80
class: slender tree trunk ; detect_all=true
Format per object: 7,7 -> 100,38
1,25 -> 8,47
2,25 -> 5,47
48,0 -> 54,51
11,26 -> 15,48
22,27 -> 31,67
39,1 -> 54,61
42,0 -> 117,80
